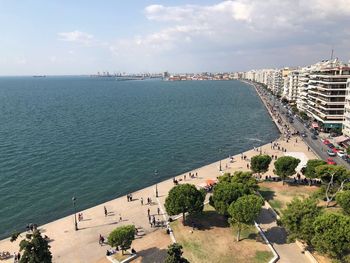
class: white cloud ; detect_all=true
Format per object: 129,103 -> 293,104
57,30 -> 94,45
108,0 -> 350,72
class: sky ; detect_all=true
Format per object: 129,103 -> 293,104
0,0 -> 349,75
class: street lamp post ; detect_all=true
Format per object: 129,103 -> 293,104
219,149 -> 222,172
72,196 -> 78,231
154,170 -> 159,198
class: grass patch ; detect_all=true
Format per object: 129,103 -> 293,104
171,204 -> 271,263
254,251 -> 273,263
259,181 -> 318,213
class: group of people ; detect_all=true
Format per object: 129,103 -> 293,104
0,251 -> 11,260
126,193 -> 133,202
25,223 -> 38,232
140,197 -> 153,206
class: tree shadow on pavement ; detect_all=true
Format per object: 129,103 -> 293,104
264,226 -> 288,244
136,247 -> 167,263
256,208 -> 276,224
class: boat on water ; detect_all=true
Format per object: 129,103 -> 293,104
32,75 -> 46,78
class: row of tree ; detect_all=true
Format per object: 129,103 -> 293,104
282,196 -> 350,261
278,159 -> 350,261
250,154 -> 301,184
209,171 -> 264,241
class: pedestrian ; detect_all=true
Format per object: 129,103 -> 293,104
17,253 -> 20,262
130,194 -> 133,201
147,197 -> 150,204
127,194 -> 129,202
99,234 -> 103,245
195,172 -> 198,177
14,252 -> 17,262
147,208 -> 150,216
184,174 -> 186,181
157,207 -> 160,215
119,214 -> 122,222
141,197 -> 143,205
104,206 -> 107,217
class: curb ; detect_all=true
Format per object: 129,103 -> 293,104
254,221 -> 279,263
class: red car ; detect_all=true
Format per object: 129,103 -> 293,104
332,148 -> 340,153
323,139 -> 330,145
327,158 -> 336,165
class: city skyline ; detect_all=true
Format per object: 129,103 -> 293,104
1,0 -> 350,75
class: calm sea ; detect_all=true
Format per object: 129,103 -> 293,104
0,77 -> 279,238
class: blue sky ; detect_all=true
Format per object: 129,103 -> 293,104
0,0 -> 349,75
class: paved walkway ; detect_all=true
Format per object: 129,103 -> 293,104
257,205 -> 309,263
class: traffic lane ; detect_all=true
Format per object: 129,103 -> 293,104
264,92 -> 350,168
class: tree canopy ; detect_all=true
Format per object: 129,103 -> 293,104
281,198 -> 322,244
312,213 -> 350,260
164,243 -> 189,263
228,194 -> 264,241
315,165 -> 350,206
274,156 -> 300,183
15,230 -> 52,263
209,181 -> 253,216
108,225 -> 136,254
165,184 -> 205,224
250,155 -> 272,174
303,159 -> 327,179
336,190 -> 350,215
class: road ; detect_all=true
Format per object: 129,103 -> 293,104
256,85 -> 350,169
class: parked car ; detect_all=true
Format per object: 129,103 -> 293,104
301,132 -> 307,137
337,151 -> 347,158
323,139 -> 330,145
332,147 -> 340,153
327,149 -> 336,156
311,134 -> 317,140
327,158 -> 337,165
327,143 -> 335,149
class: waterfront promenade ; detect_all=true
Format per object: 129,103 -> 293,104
0,132 -> 316,262
0,82 -> 319,263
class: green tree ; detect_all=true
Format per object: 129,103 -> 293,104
11,230 -> 52,263
315,165 -> 350,207
312,213 -> 350,260
250,155 -> 272,175
209,181 -> 252,216
274,156 -> 300,184
108,225 -> 136,255
164,243 -> 189,263
218,171 -> 258,191
281,198 -> 322,244
228,194 -> 264,241
299,111 -> 309,121
303,159 -> 327,185
165,184 -> 205,224
336,190 -> 350,215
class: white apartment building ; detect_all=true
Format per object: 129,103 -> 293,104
283,70 -> 299,102
306,60 -> 350,131
342,78 -> 350,137
268,70 -> 283,96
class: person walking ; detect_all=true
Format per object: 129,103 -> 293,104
104,206 -> 107,217
119,214 -> 122,222
140,197 -> 143,205
157,207 -> 160,215
147,208 -> 150,216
